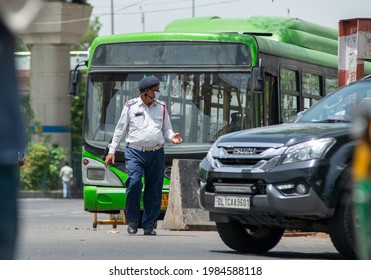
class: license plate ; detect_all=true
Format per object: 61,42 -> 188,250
214,195 -> 250,209
161,194 -> 168,208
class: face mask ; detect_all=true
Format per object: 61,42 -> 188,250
154,90 -> 161,100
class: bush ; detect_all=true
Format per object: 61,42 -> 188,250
20,143 -> 67,191
20,143 -> 49,191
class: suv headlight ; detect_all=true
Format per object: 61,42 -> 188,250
281,138 -> 335,165
206,140 -> 227,168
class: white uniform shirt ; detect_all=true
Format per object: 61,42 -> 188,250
108,97 -> 175,154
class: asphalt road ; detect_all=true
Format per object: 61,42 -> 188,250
15,198 -> 342,260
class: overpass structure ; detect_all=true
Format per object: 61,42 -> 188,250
19,1 -> 92,154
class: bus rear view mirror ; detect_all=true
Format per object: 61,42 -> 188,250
251,66 -> 264,93
68,69 -> 81,96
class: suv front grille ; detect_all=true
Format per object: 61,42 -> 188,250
218,158 -> 262,166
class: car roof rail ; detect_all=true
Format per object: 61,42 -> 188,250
362,74 -> 371,80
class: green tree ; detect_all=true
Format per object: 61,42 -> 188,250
21,94 -> 52,145
72,16 -> 101,51
15,37 -> 29,52
71,73 -> 86,154
20,95 -> 34,140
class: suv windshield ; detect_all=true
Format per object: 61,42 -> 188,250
296,79 -> 371,123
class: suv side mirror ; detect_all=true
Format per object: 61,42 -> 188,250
251,66 -> 264,93
68,69 -> 81,96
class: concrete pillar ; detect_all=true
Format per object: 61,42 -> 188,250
29,44 -> 71,146
338,18 -> 371,86
20,2 -> 92,152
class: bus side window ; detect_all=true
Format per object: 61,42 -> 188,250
280,67 -> 299,123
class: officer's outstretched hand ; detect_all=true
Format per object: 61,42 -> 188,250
171,133 -> 183,144
104,153 -> 115,167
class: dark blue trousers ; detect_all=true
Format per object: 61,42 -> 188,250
124,147 -> 164,230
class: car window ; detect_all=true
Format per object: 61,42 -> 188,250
296,81 -> 371,123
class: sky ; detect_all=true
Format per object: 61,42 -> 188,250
86,0 -> 371,36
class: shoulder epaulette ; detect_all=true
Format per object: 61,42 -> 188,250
125,98 -> 138,107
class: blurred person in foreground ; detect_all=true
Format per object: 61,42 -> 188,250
0,0 -> 43,259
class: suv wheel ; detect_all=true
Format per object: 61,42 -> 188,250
216,220 -> 285,254
328,169 -> 357,259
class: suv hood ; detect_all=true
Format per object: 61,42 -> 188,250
218,123 -> 351,147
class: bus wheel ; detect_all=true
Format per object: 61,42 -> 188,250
216,221 -> 285,254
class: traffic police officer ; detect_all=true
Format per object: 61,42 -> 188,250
104,76 -> 182,235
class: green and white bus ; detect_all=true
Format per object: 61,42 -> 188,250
69,15 -> 369,221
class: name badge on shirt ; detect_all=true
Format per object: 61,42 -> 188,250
134,112 -> 143,117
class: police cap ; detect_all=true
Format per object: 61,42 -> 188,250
138,76 -> 160,92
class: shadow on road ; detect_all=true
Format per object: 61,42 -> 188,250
210,250 -> 344,260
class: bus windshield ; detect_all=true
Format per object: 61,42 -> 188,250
84,71 -> 251,153
92,42 -> 251,66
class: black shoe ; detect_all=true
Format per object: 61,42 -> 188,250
127,223 -> 138,234
143,229 -> 156,236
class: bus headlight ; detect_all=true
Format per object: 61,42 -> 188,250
87,168 -> 105,180
82,157 -> 122,186
281,138 -> 335,165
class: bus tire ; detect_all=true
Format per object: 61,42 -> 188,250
216,221 -> 285,254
